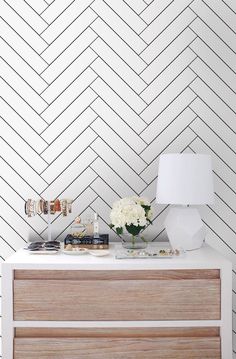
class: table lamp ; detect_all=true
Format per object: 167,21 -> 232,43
156,154 -> 214,250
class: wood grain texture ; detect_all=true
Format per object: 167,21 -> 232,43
14,277 -> 220,321
14,337 -> 221,359
15,327 -> 220,338
14,269 -> 220,280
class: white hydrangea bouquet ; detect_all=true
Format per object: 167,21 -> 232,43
110,196 -> 153,248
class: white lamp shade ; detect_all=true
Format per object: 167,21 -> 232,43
156,154 -> 214,205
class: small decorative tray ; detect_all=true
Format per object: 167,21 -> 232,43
27,250 -> 59,255
24,241 -> 60,254
115,248 -> 185,259
62,248 -> 88,255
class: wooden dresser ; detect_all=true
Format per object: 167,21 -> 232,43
2,243 -> 232,358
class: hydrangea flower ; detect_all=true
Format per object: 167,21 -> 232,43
110,196 -> 153,236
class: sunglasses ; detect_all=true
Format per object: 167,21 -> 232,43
26,240 -> 60,251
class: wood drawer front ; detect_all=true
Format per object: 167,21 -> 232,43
14,270 -> 220,321
14,327 -> 221,359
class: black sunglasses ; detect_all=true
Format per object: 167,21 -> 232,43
26,240 -> 60,251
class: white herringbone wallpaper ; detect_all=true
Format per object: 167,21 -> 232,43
0,0 -> 236,354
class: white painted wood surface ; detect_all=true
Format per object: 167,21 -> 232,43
2,243 -> 232,359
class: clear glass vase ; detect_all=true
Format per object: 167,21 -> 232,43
121,233 -> 148,250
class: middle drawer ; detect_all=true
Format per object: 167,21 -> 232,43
13,269 -> 220,321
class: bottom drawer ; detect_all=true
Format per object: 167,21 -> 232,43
14,327 -> 221,359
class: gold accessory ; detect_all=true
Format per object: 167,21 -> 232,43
43,200 -> 48,214
50,200 -> 55,214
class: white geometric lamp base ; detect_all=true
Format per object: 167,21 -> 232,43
164,207 -> 206,251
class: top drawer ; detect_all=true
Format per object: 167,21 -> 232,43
13,269 -> 220,321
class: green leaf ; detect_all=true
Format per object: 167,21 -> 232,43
141,205 -> 151,211
125,224 -> 145,236
116,227 -> 123,235
141,205 -> 151,217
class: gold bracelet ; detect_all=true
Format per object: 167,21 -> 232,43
61,199 -> 67,217
50,200 -> 55,214
43,200 -> 48,214
37,199 -> 43,214
29,199 -> 35,217
54,198 -> 61,212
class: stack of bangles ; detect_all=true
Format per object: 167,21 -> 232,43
25,199 -> 72,217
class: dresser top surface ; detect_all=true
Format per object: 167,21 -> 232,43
3,242 -> 231,270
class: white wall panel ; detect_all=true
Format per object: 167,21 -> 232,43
0,0 -> 235,356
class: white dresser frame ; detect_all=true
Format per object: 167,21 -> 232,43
2,243 -> 232,359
